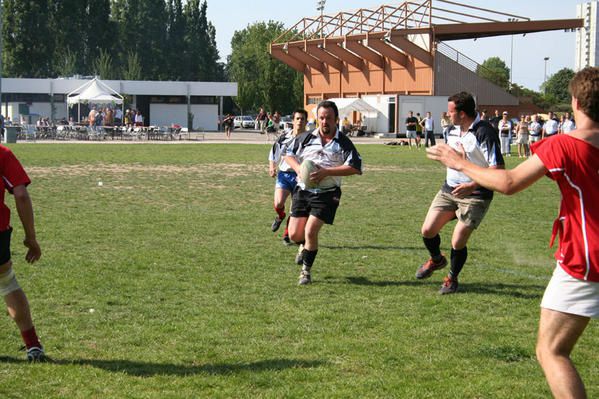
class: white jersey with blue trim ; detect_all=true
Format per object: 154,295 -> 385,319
446,114 -> 502,188
268,128 -> 295,172
286,128 -> 362,191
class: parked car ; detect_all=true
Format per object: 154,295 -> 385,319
234,115 -> 256,129
279,115 -> 292,131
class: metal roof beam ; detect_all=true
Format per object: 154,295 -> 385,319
305,45 -> 344,71
344,40 -> 385,69
323,42 -> 365,70
270,47 -> 306,73
287,47 -> 326,73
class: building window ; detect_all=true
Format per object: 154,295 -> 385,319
307,96 -> 323,105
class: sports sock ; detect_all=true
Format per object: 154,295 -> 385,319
274,206 -> 286,220
21,326 -> 41,349
302,249 -> 318,271
449,247 -> 468,279
423,235 -> 442,261
283,218 -> 290,237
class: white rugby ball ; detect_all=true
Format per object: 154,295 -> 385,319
300,159 -> 320,189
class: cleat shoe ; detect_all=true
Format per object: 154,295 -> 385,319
298,270 -> 312,285
26,346 -> 47,363
271,217 -> 284,232
415,255 -> 448,279
282,235 -> 292,246
439,276 -> 459,295
295,244 -> 305,265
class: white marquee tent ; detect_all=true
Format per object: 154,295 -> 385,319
312,97 -> 379,132
67,78 -> 124,121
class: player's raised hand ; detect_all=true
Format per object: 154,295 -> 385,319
426,144 -> 465,171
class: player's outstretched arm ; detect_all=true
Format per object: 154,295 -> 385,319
12,185 -> 41,263
426,144 -> 547,195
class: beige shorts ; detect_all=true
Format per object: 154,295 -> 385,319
541,264 -> 599,318
428,190 -> 492,229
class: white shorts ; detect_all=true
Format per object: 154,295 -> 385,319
541,264 -> 599,318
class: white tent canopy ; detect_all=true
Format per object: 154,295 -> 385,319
325,97 -> 378,118
67,78 -> 123,105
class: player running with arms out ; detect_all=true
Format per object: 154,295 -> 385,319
426,67 -> 599,399
0,145 -> 45,362
416,91 -> 504,294
268,109 -> 308,244
284,100 -> 362,285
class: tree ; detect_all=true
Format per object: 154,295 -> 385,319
2,0 -> 54,77
541,68 -> 575,105
123,51 -> 142,80
48,0 -> 88,76
92,49 -> 115,79
166,0 -> 186,80
477,57 -> 510,90
228,21 -> 303,114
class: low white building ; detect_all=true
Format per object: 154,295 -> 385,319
1,77 -> 237,130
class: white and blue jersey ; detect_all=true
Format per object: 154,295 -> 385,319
444,114 -> 503,199
286,129 -> 362,192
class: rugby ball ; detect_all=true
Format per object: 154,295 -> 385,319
300,159 -> 320,189
299,159 -> 336,189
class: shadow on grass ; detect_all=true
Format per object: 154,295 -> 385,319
0,356 -> 327,377
320,244 -> 421,251
343,276 -> 544,298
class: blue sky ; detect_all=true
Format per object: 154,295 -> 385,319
206,0 -> 586,91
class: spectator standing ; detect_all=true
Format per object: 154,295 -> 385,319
497,111 -> 513,157
440,111 -> 451,143
561,111 -> 576,133
114,108 -> 123,126
405,111 -> 419,148
134,110 -> 143,127
421,111 -> 436,147
542,111 -> 559,139
529,114 -> 542,144
515,115 -> 530,158
256,108 -> 268,134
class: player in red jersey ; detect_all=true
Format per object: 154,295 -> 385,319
426,67 -> 599,399
0,145 -> 45,362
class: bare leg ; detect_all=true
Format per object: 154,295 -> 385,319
451,220 -> 474,250
0,262 -> 34,331
421,208 -> 456,238
273,188 -> 290,214
536,308 -> 589,399
288,216 -> 307,243
304,216 -> 325,251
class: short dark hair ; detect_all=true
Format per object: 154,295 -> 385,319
569,67 -> 599,122
292,109 -> 308,120
317,100 -> 339,120
448,92 -> 476,118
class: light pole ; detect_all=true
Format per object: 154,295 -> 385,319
508,18 -> 517,90
317,0 -> 326,38
543,57 -> 550,88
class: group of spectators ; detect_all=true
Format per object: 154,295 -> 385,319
485,109 -> 575,158
86,106 -> 143,129
256,108 -> 282,135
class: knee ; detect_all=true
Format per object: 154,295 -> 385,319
421,225 -> 436,238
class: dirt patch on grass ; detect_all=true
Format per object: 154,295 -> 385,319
28,163 -> 266,178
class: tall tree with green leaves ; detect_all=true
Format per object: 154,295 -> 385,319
92,49 -> 115,79
123,51 -> 142,80
166,0 -> 187,80
541,68 -> 575,105
2,0 -> 54,77
48,0 -> 88,76
229,21 -> 303,114
85,0 -> 113,75
476,57 -> 510,90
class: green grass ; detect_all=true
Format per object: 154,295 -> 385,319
0,143 -> 597,398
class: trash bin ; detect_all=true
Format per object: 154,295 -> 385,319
2,127 -> 17,144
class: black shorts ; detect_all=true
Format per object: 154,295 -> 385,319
0,227 -> 12,265
291,187 -> 342,225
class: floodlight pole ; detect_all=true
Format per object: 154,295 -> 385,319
317,0 -> 326,39
508,18 -> 517,90
543,57 -> 550,93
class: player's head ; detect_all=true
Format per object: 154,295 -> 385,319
292,109 -> 308,133
569,67 -> 599,123
316,100 -> 339,135
447,92 -> 476,125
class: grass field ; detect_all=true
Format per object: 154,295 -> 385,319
0,143 -> 597,398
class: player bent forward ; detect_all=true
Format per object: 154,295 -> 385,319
284,100 -> 362,285
0,145 -> 45,362
416,92 -> 504,294
427,67 -> 599,399
268,110 -> 308,245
